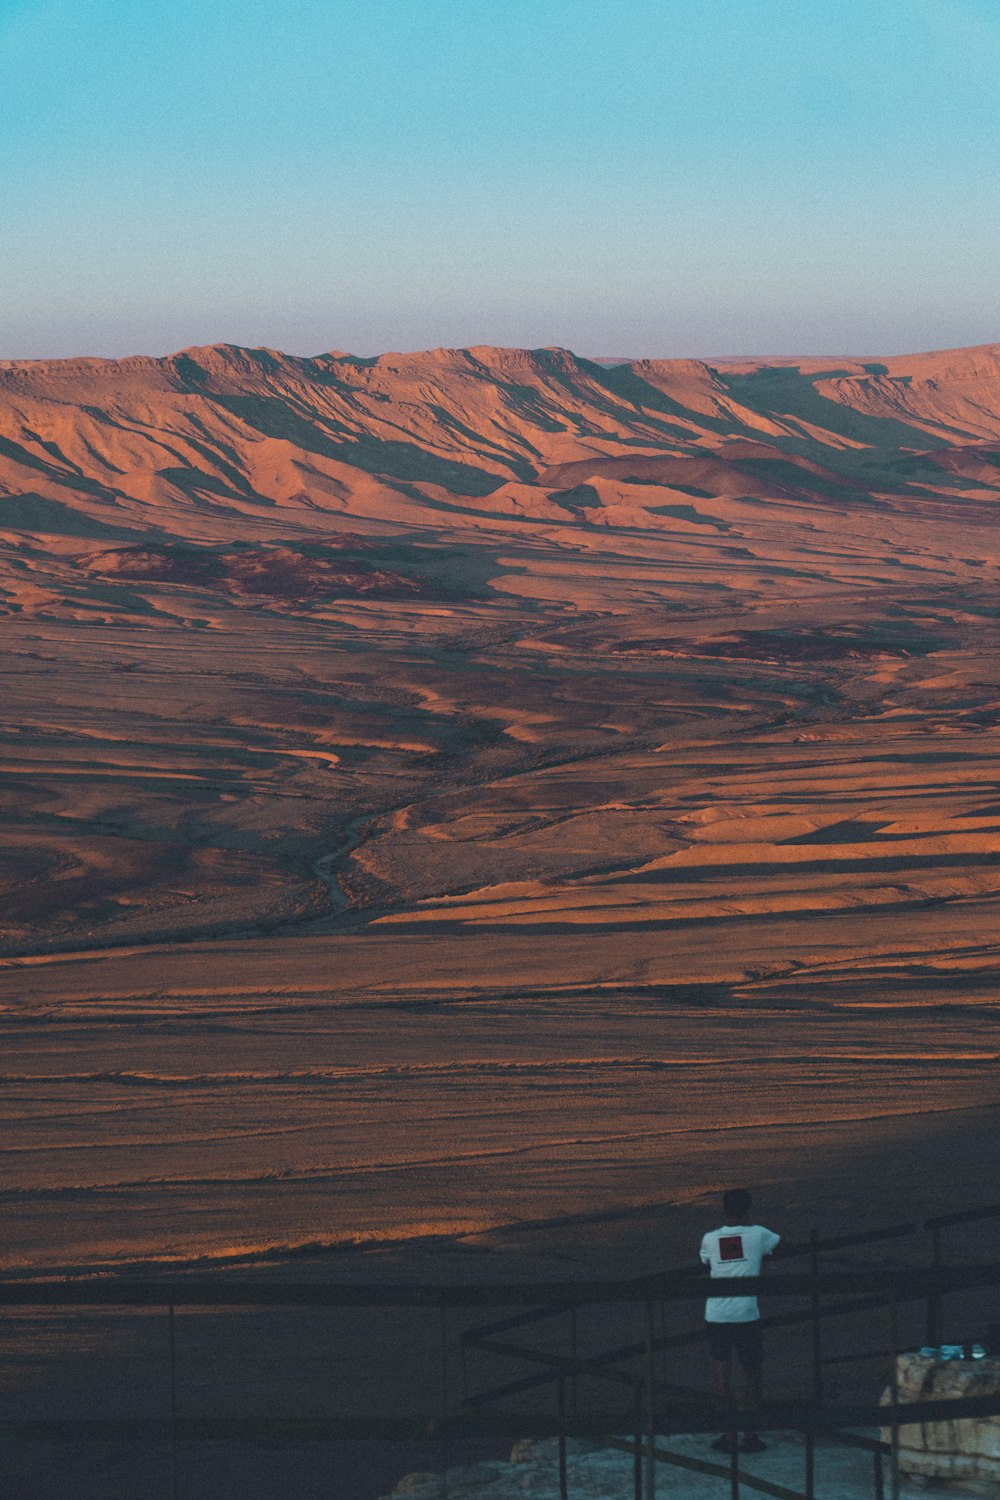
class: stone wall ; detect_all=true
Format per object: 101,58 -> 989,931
882,1352 -> 1000,1490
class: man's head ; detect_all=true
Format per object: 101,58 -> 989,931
722,1188 -> 753,1222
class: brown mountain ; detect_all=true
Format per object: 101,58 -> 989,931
3,341 -> 1000,539
2,341 -> 1000,1278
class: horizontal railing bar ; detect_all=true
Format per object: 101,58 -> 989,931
459,1301 -> 579,1343
0,1276 -> 702,1309
461,1337 -> 578,1372
614,1437 -> 811,1500
465,1338 -> 666,1396
0,1415 -> 717,1444
463,1357 -> 662,1406
825,1428 -> 889,1455
462,1368 -> 561,1406
790,1200 -> 1000,1255
466,1334 -> 711,1398
635,1264 -> 1000,1301
4,1392 -> 1000,1443
561,1359 -> 637,1389
822,1349 -> 907,1365
19,1260 -> 968,1313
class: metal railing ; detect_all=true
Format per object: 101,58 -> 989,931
0,1201 -> 998,1499
458,1200 -> 1000,1500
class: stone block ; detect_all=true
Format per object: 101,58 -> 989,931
881,1352 -> 1000,1490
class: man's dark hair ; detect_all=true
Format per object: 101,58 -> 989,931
723,1188 -> 753,1221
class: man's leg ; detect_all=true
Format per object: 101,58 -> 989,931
712,1358 -> 732,1402
709,1338 -> 738,1451
737,1325 -> 766,1452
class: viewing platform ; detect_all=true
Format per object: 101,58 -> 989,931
2,1202 -> 999,1499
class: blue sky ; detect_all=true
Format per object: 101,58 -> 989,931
2,0 -> 999,358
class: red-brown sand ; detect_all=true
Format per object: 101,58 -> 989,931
0,341 -> 999,1279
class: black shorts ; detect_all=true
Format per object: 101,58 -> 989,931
706,1320 -> 763,1368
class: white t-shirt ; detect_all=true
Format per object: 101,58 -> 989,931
700,1223 -> 781,1323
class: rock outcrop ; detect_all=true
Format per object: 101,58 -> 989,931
882,1353 -> 1000,1489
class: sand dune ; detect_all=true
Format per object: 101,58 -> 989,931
0,341 -> 999,1274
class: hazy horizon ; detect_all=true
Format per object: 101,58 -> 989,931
2,334 -> 998,367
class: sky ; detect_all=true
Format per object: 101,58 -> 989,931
2,0 -> 999,360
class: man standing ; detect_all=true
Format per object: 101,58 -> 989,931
700,1188 -> 780,1454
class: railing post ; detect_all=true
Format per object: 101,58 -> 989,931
810,1226 -> 824,1405
888,1285 -> 901,1500
633,1377 -> 643,1500
927,1226 -> 943,1347
167,1301 -> 179,1500
439,1302 -> 450,1499
569,1305 -> 578,1420
439,1302 -> 449,1416
659,1297 -> 668,1399
804,1426 -> 815,1500
459,1329 -> 471,1474
644,1298 -> 656,1500
874,1444 -> 886,1500
557,1375 -> 569,1500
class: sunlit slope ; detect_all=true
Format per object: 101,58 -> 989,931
1,342 -> 1000,1271
2,341 -> 1000,540
1,341 -> 1000,956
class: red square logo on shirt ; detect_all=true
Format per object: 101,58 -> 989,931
719,1235 -> 745,1261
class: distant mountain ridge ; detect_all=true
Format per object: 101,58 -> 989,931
3,335 -> 1000,1078
2,337 -> 1000,612
2,340 -> 1000,537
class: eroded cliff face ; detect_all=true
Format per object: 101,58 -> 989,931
2,339 -> 1000,954
3,339 -> 1000,538
2,342 -> 1000,1276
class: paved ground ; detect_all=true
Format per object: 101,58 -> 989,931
378,1432 -> 978,1499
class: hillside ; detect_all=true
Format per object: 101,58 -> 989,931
1,341 -> 999,1277
3,340 -> 1000,544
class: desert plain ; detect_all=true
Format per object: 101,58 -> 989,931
3,340 -> 1000,1494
